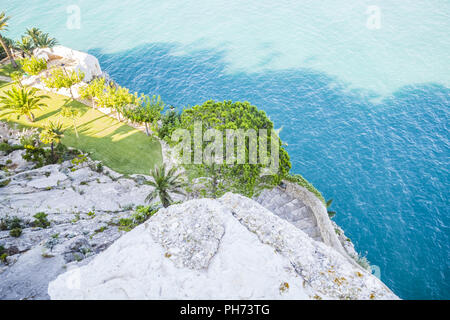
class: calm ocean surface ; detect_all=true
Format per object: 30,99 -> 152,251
4,0 -> 449,299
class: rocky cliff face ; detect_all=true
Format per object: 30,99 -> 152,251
1,122 -> 397,300
0,123 -> 159,299
48,194 -> 397,300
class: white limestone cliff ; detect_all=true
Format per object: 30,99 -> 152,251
33,46 -> 102,82
48,193 -> 398,300
0,122 -> 398,300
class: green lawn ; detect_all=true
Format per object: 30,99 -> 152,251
0,81 -> 162,175
0,62 -> 21,77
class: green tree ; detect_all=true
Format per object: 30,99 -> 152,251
158,108 -> 181,141
39,121 -> 64,161
79,77 -> 106,108
180,100 -> 291,197
25,27 -> 42,47
43,67 -> 84,100
34,32 -> 58,48
123,95 -> 164,136
0,86 -> 48,122
21,56 -> 47,75
145,164 -> 186,208
60,105 -> 80,138
0,11 -> 18,68
15,36 -> 34,58
98,85 -> 136,122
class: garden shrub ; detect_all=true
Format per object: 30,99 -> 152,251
0,142 -> 23,154
21,56 -> 47,75
9,228 -> 22,237
0,179 -> 11,187
118,205 -> 158,231
158,109 -> 181,142
0,216 -> 23,230
32,212 -> 50,228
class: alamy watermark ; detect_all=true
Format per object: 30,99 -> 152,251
66,5 -> 81,30
366,5 -> 381,30
171,121 -> 280,175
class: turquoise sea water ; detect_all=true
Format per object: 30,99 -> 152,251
4,0 -> 449,299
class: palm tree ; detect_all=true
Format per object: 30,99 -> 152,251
35,33 -> 58,48
0,86 -> 48,122
2,36 -> 14,53
0,11 -> 18,68
15,36 -> 34,57
26,27 -> 42,46
60,105 -> 80,138
145,164 -> 186,208
39,121 -> 64,161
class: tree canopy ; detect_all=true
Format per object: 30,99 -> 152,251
123,95 -> 164,135
179,100 -> 291,197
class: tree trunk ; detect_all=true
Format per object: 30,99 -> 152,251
27,113 -> 35,122
62,67 -> 75,100
161,192 -> 169,208
69,86 -> 74,100
144,122 -> 150,136
0,34 -> 18,68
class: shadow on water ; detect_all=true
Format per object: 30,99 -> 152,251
89,43 -> 450,300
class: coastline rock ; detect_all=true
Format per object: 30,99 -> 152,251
0,121 -> 397,300
0,123 -> 167,299
34,46 -> 102,82
48,194 -> 398,300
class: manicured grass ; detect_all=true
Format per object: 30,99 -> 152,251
0,62 -> 22,77
0,82 -> 162,175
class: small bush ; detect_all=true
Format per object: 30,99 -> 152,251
158,109 -> 181,142
33,212 -> 50,228
79,77 -> 106,103
9,228 -> 22,237
0,179 -> 11,188
0,142 -> 23,154
42,68 -> 85,91
21,134 -> 81,167
0,245 -> 5,262
71,154 -> 88,166
117,205 -> 158,232
0,216 -> 22,230
21,56 -> 47,75
94,226 -> 107,234
118,218 -> 133,231
96,162 -> 103,173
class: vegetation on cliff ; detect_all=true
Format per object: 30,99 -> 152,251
0,8 -> 324,204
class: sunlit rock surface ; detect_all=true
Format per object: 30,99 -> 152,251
48,194 -> 398,300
